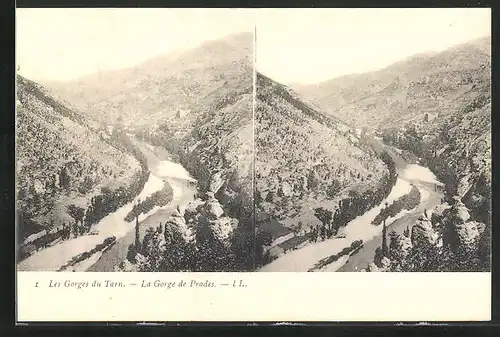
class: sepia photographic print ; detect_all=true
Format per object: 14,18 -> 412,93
16,8 -> 491,275
15,7 -> 492,323
16,8 -> 256,273
254,9 -> 491,273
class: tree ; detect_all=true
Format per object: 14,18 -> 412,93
326,179 -> 342,199
374,247 -> 383,267
230,225 -> 254,270
126,243 -> 137,263
398,241 -> 444,272
388,230 -> 399,251
307,169 -> 319,189
255,230 -> 273,268
192,202 -> 237,272
67,204 -> 85,234
381,219 -> 388,257
441,200 -> 464,254
139,227 -> 165,272
309,226 -> 319,243
387,230 -> 406,268
134,202 -> 140,249
477,224 -> 491,270
255,189 -> 263,206
319,225 -> 326,241
314,207 -> 333,238
265,191 -> 274,203
161,222 -> 192,271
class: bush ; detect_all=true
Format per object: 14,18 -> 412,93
374,247 -> 384,267
372,186 -> 421,226
103,236 -> 116,246
124,183 -> 174,222
350,240 -> 363,250
127,244 -> 137,263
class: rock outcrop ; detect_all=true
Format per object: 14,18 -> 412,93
411,215 -> 439,246
165,210 -> 194,243
441,197 -> 473,252
366,262 -> 380,272
209,217 -> 239,245
281,181 -> 293,197
395,235 -> 413,257
209,171 -> 225,194
380,257 -> 391,269
456,221 -> 480,247
204,197 -> 225,219
113,259 -> 139,272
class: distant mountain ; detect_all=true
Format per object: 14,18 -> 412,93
16,75 -> 144,244
44,32 -> 253,130
255,73 -> 391,233
294,36 -> 491,130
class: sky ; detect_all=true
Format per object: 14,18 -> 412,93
17,9 -> 491,84
16,8 -> 256,82
256,8 -> 491,85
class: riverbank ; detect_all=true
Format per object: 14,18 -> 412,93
86,141 -> 197,272
259,152 -> 444,272
17,171 -> 162,271
338,165 -> 444,272
17,139 -> 197,272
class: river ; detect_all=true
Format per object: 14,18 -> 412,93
86,141 -> 198,272
259,140 -> 444,272
18,135 -> 442,273
17,139 -> 197,272
338,144 -> 444,272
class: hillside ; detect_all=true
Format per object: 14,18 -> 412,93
16,75 -> 145,253
109,33 -> 256,218
295,36 -> 491,271
255,73 -> 392,237
43,32 -> 255,207
44,32 -> 253,130
142,38 -> 255,270
295,36 -> 491,130
41,33 -> 256,270
295,36 -> 491,222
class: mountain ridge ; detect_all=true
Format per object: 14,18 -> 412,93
42,32 -> 254,129
293,35 -> 491,129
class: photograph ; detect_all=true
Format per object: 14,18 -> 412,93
16,8 -> 491,276
255,8 -> 491,272
16,8 -> 256,272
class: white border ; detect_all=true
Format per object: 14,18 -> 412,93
17,272 -> 491,322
